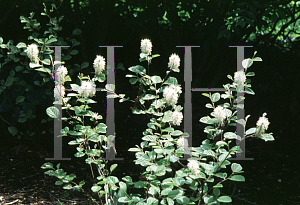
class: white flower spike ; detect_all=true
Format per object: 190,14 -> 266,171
168,54 -> 180,71
26,44 -> 39,64
140,39 -> 152,55
163,84 -> 182,106
187,159 -> 200,175
234,70 -> 246,92
255,113 -> 270,136
93,55 -> 106,76
213,106 -> 227,126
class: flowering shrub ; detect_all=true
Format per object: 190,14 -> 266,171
1,3 -> 274,204
39,35 -> 274,204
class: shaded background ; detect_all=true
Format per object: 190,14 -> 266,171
0,0 -> 299,204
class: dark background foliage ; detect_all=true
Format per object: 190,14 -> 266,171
0,0 -> 299,204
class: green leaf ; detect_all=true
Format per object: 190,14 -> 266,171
215,172 -> 227,179
217,196 -> 232,202
176,196 -> 190,204
41,162 -> 53,169
16,42 -> 27,48
213,188 -> 220,197
46,106 -> 60,118
72,28 -> 82,35
202,93 -> 209,98
35,68 -> 51,73
8,126 -> 18,136
45,38 -> 57,44
41,59 -> 50,65
129,78 -> 138,84
229,175 -> 245,181
5,77 -> 14,86
224,132 -> 237,139
70,50 -> 78,55
134,181 -> 147,188
105,84 -> 115,91
245,87 -> 255,95
231,163 -> 243,173
199,116 -> 214,124
242,59 -> 253,69
171,130 -> 183,136
258,134 -> 275,141
16,96 -> 25,103
147,197 -> 159,205
246,128 -> 256,135
246,72 -> 255,76
163,76 -> 177,85
166,197 -> 174,205
252,57 -> 262,61
63,55 -> 72,61
128,65 -> 146,75
151,75 -> 162,84
118,197 -> 131,203
91,185 -> 101,192
29,62 -> 42,68
152,54 -> 160,58
237,119 -> 245,126
211,93 -> 220,102
55,180 -> 63,185
128,148 -> 141,152
81,62 -> 89,69
168,189 -> 181,198
74,152 -> 85,157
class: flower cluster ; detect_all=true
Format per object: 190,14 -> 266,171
72,80 -> 96,98
187,159 -> 200,175
92,112 -> 102,120
177,137 -> 192,155
255,113 -> 270,136
213,106 -> 227,126
234,70 -> 246,92
54,84 -> 65,100
26,44 -> 39,64
177,137 -> 188,148
168,54 -> 180,71
163,84 -> 182,106
93,55 -> 106,76
171,111 -> 183,126
56,65 -> 68,84
140,39 -> 152,55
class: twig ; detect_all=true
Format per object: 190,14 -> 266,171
3,199 -> 19,204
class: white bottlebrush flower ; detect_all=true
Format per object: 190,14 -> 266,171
140,39 -> 152,55
56,65 -> 68,84
213,106 -> 227,125
54,85 -> 65,99
26,44 -> 39,63
57,65 -> 68,76
234,70 -> 246,92
255,114 -> 269,136
187,159 -> 200,175
177,137 -> 191,155
163,84 -> 182,106
168,54 -> 180,70
177,137 -> 188,148
92,112 -> 101,120
171,111 -> 183,126
93,55 -> 106,76
78,80 -> 96,98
